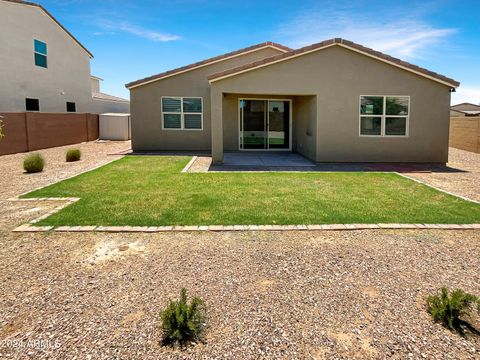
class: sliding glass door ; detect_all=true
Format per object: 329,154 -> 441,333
240,100 -> 266,149
240,99 -> 290,150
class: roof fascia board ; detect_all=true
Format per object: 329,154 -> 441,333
127,45 -> 289,89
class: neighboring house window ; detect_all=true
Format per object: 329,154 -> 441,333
25,98 -> 40,111
359,96 -> 409,136
161,97 -> 203,130
66,102 -> 76,112
34,39 -> 48,68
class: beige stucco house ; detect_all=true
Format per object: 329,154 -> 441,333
0,0 -> 129,114
126,38 -> 459,164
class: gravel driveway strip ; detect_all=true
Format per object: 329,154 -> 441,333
0,142 -> 479,358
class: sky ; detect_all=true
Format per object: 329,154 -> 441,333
38,0 -> 480,104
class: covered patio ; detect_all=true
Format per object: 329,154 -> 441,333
210,92 -> 318,164
222,152 -> 315,167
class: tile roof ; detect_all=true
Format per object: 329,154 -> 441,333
208,38 -> 460,88
92,92 -> 129,103
3,0 -> 93,58
125,42 -> 292,89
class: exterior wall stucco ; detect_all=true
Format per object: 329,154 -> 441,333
292,96 -> 317,160
129,47 -> 283,151
210,45 -> 452,163
0,1 -> 93,113
92,99 -> 130,114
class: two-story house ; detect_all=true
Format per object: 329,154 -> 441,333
0,0 -> 129,113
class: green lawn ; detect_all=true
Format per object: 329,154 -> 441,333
22,156 -> 480,226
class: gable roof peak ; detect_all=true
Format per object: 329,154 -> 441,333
125,41 -> 292,89
2,0 -> 93,58
208,38 -> 460,88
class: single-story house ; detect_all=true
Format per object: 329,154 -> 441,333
126,38 -> 459,164
450,102 -> 480,117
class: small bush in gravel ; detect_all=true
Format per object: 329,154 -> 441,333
159,288 -> 206,346
0,118 -> 4,141
427,287 -> 480,333
23,153 -> 45,173
66,148 -> 81,162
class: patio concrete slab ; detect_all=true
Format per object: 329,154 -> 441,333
222,152 -> 315,167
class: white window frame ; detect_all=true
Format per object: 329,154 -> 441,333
161,96 -> 203,131
359,95 -> 410,138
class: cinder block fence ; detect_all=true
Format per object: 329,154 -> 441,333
449,117 -> 480,153
0,112 -> 98,155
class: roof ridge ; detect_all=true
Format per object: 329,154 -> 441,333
2,0 -> 93,58
451,102 -> 480,107
208,38 -> 460,88
125,41 -> 292,89
92,92 -> 129,102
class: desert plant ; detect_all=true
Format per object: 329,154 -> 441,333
23,153 -> 45,173
0,117 -> 4,141
427,287 -> 480,332
66,148 -> 81,162
159,288 -> 206,346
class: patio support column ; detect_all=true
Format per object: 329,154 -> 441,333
211,88 -> 223,164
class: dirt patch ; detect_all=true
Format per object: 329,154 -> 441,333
363,286 -> 380,299
82,238 -> 146,264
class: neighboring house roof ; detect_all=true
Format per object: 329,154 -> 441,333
451,102 -> 480,110
90,75 -> 104,81
92,92 -> 129,103
208,38 -> 460,88
2,0 -> 93,58
451,109 -> 480,116
125,41 -> 292,89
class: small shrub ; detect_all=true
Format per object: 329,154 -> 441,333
159,288 -> 206,346
0,118 -> 4,141
23,153 -> 45,173
427,287 -> 480,332
66,148 -> 81,162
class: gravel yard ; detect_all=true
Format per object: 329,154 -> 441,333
0,140 -> 130,200
0,223 -> 479,358
404,147 -> 480,202
0,143 -> 479,358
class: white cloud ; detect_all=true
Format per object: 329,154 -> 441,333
99,21 -> 180,42
451,86 -> 480,105
277,5 -> 456,59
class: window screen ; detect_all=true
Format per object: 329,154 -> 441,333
161,97 -> 203,130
